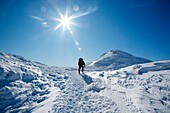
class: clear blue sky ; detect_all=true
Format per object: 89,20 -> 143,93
0,0 -> 170,67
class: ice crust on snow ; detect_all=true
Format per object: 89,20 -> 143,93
0,52 -> 170,113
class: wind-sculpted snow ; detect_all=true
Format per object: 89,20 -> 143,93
0,53 -> 69,112
88,60 -> 170,113
0,52 -> 170,113
138,62 -> 170,74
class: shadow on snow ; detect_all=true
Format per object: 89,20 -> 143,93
80,73 -> 93,85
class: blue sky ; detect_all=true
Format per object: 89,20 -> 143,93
0,0 -> 170,67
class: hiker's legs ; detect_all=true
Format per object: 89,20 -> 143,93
81,66 -> 84,73
78,66 -> 81,74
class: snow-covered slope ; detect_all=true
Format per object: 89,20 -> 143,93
87,60 -> 170,113
0,52 -> 68,112
88,61 -> 170,113
0,52 -> 170,113
88,50 -> 152,70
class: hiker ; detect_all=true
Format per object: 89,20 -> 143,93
78,58 -> 85,74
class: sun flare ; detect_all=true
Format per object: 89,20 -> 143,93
32,2 -> 98,53
60,15 -> 71,28
53,13 -> 74,31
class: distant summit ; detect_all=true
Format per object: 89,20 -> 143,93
88,50 -> 152,70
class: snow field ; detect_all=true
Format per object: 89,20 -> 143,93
0,52 -> 170,113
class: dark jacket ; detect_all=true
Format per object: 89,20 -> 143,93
78,58 -> 85,66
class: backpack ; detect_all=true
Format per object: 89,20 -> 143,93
78,58 -> 85,66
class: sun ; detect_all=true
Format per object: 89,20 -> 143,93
60,16 -> 70,27
58,14 -> 72,30
48,5 -> 97,32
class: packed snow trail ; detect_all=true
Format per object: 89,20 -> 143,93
50,71 -> 86,112
50,71 -> 119,113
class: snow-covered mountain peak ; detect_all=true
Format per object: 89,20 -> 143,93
89,50 -> 152,70
99,50 -> 134,59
